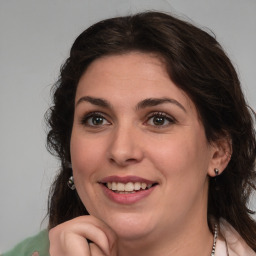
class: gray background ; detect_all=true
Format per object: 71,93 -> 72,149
0,0 -> 255,253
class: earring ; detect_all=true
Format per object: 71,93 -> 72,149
214,168 -> 219,176
66,162 -> 72,169
214,168 -> 220,191
67,176 -> 76,190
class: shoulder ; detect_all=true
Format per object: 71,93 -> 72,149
1,230 -> 49,256
216,218 -> 256,256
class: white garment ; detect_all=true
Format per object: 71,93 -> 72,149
215,219 -> 256,256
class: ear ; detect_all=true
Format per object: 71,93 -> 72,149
207,135 -> 232,177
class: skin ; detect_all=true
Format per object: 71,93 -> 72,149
49,52 -> 230,256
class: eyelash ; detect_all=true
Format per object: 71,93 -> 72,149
145,112 -> 176,128
80,112 -> 110,127
80,111 -> 176,128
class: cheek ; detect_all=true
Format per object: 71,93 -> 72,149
150,130 -> 211,181
70,134 -> 104,181
149,131 -> 211,218
70,134 -> 107,213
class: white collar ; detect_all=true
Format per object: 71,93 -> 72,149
215,218 -> 256,256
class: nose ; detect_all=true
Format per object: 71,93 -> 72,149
108,125 -> 144,167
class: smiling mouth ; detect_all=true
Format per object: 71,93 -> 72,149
102,181 -> 158,194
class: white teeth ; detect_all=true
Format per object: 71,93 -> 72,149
117,183 -> 125,191
107,182 -> 112,189
105,181 -> 154,192
112,182 -> 117,190
141,182 -> 147,189
134,182 -> 141,190
125,182 -> 134,192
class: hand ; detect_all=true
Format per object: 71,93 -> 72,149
49,215 -> 117,256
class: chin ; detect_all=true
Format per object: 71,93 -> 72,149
112,224 -> 152,240
104,212 -> 155,240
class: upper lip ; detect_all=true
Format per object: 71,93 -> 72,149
100,175 -> 157,184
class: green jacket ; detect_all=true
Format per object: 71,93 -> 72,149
2,230 -> 49,256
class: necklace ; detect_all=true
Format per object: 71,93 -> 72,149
211,224 -> 218,256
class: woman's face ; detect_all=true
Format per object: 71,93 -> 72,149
70,52 -> 216,240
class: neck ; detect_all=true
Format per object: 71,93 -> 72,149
116,218 -> 213,256
116,180 -> 213,256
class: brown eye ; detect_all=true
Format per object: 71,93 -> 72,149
146,112 -> 175,127
152,116 -> 166,125
91,116 -> 105,125
81,112 -> 111,127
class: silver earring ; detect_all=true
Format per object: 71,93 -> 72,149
67,162 -> 72,169
214,168 -> 219,176
67,176 -> 75,190
214,168 -> 220,191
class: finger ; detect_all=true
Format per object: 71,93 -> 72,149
49,229 -> 91,256
71,216 -> 117,254
89,243 -> 106,256
63,233 -> 91,256
70,221 -> 111,255
85,216 -> 117,252
49,216 -> 117,256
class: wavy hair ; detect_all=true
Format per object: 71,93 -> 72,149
46,11 -> 256,250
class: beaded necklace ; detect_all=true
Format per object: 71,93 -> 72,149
211,224 -> 218,256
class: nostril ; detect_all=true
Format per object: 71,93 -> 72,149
109,157 -> 138,166
126,158 -> 138,163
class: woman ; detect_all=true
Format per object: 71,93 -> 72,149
3,11 -> 256,256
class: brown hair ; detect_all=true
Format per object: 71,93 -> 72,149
46,11 -> 256,250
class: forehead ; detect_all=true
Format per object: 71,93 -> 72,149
76,52 -> 195,111
82,52 -> 169,84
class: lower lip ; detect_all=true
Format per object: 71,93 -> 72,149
100,184 -> 156,204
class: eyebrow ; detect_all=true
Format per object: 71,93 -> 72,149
76,96 -> 111,108
76,96 -> 186,112
136,98 -> 186,112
